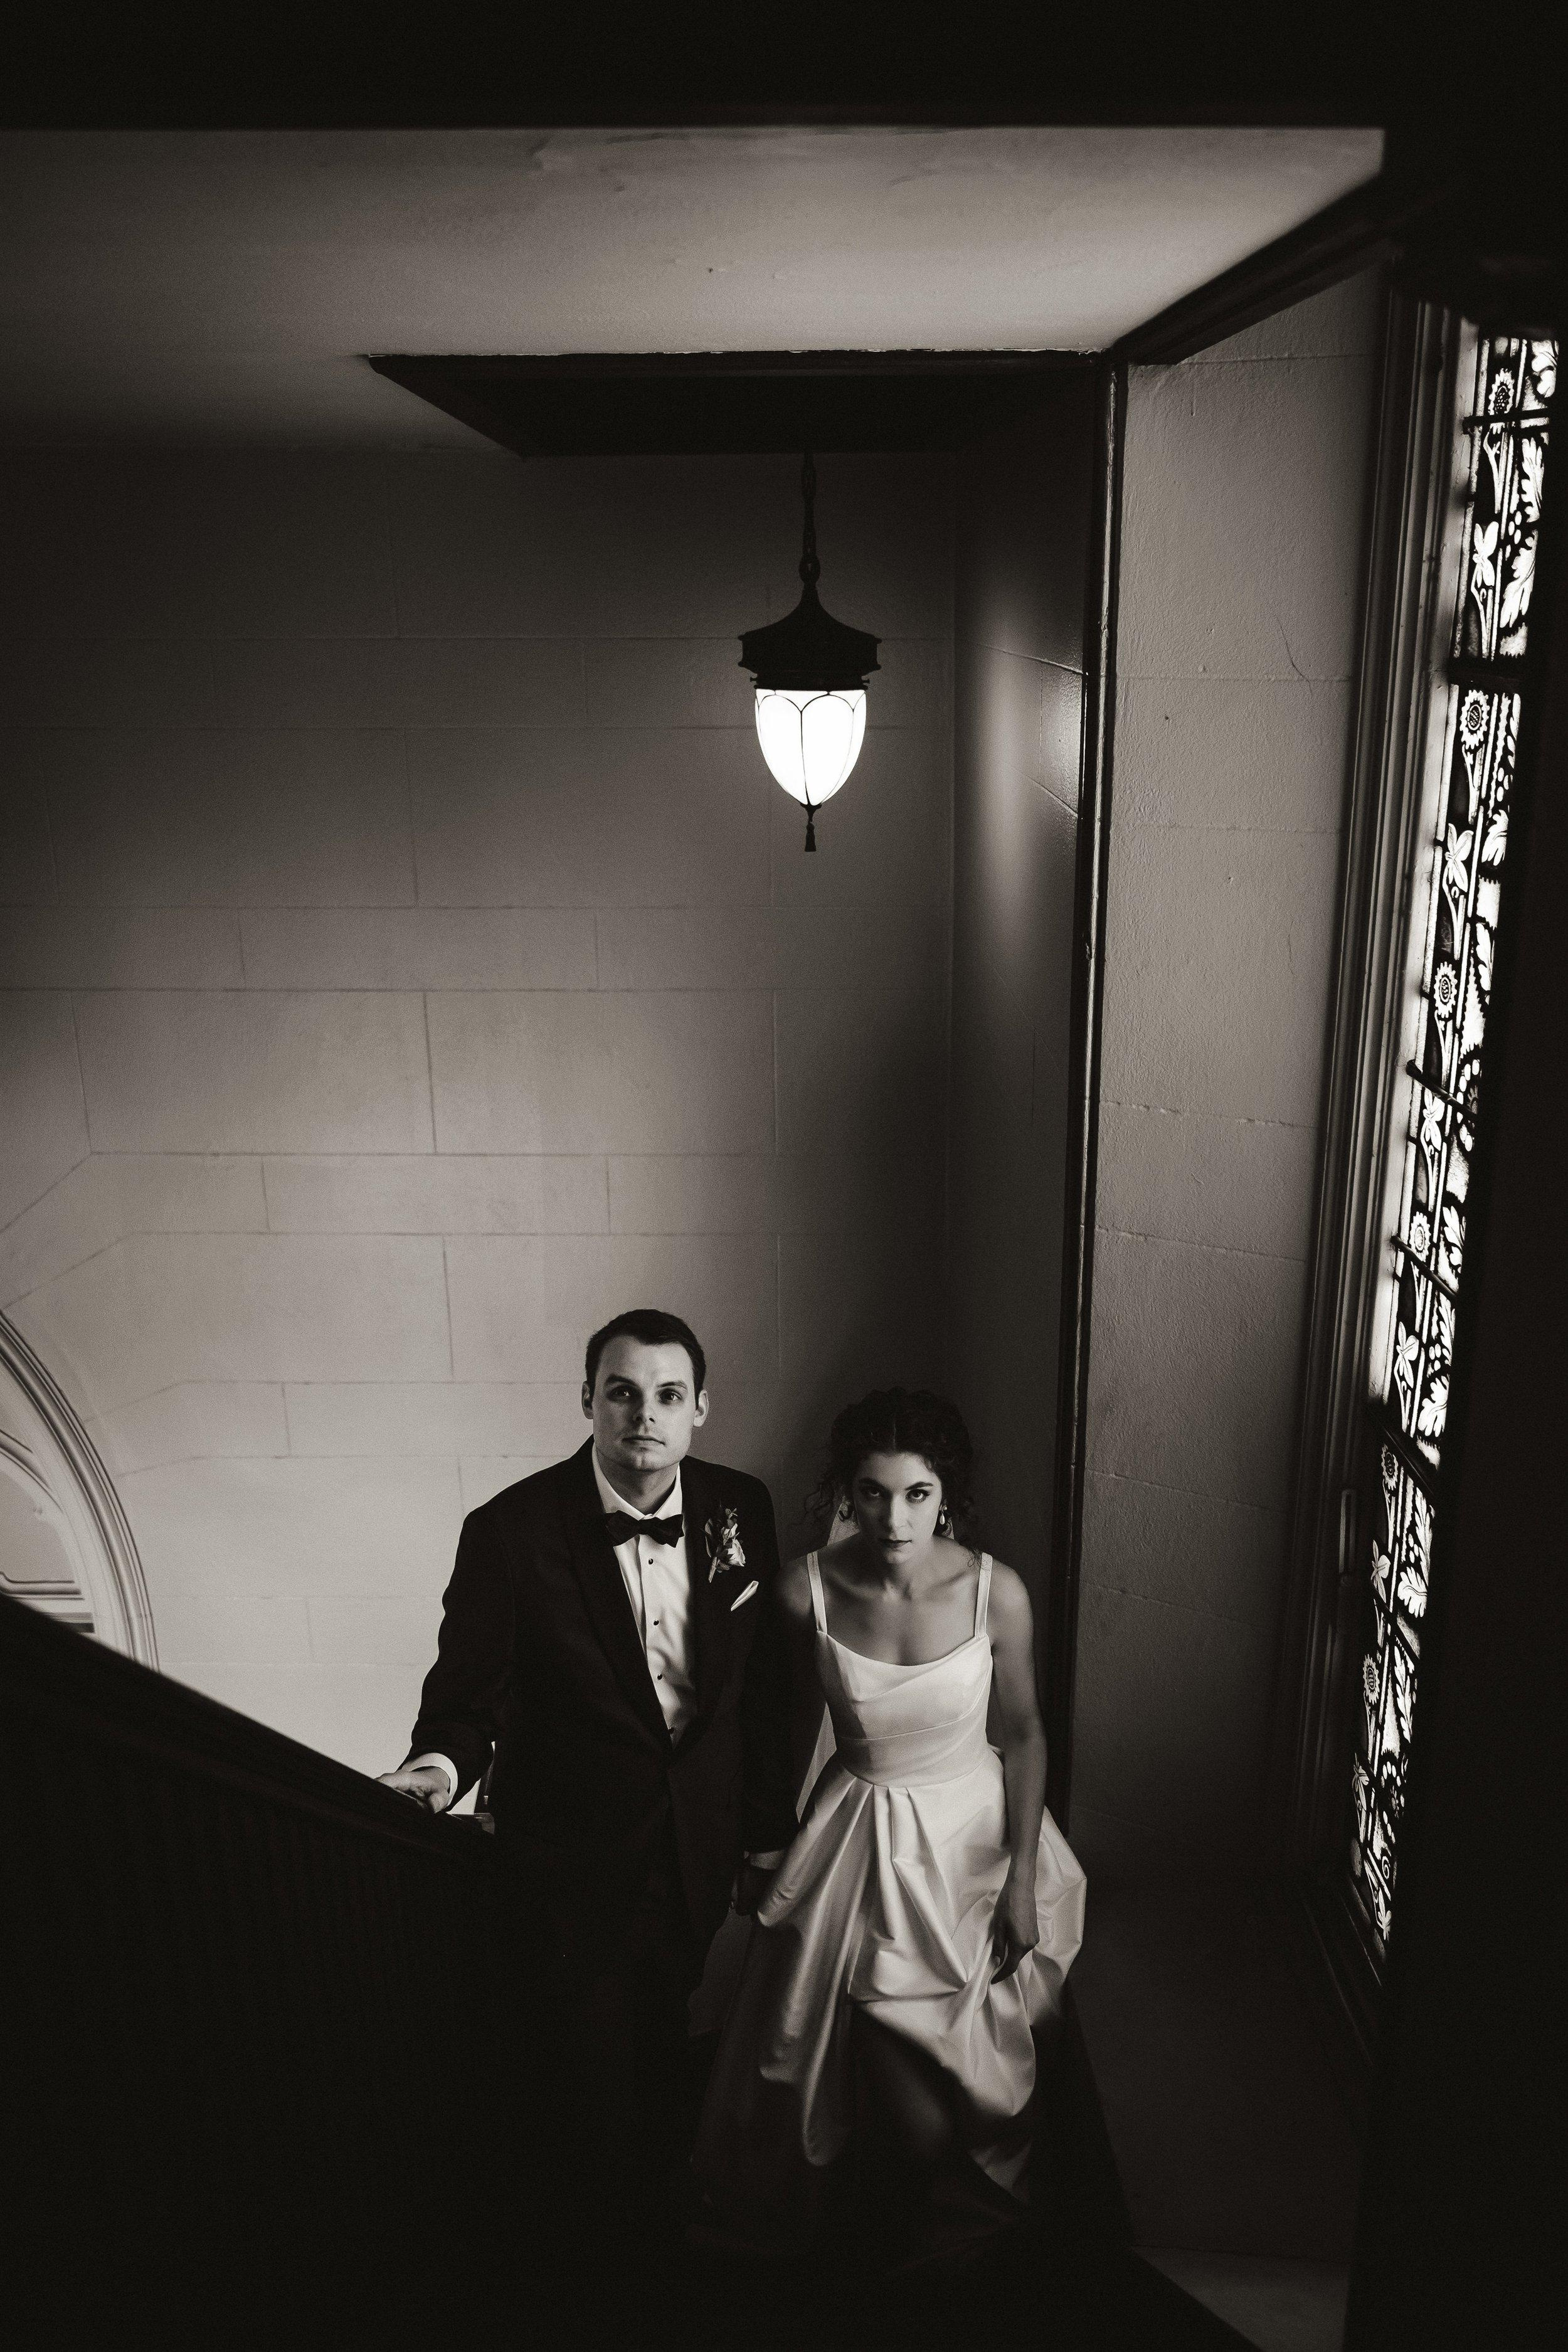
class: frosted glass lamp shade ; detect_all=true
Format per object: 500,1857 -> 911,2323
754,687 -> 867,808
738,454 -> 879,849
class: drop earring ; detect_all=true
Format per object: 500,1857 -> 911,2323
937,1504 -> 954,1537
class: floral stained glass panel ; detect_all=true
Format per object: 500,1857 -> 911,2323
1350,1444 -> 1430,1943
1348,334 -> 1556,1952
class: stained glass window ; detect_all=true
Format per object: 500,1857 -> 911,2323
1348,333 -> 1557,1950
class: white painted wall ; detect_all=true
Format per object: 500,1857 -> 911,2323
1072,274 -> 1385,1875
0,448 -> 951,1774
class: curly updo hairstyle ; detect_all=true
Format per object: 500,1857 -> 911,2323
808,1387 -> 978,1537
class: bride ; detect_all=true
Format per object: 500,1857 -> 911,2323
692,1387 -> 1086,2276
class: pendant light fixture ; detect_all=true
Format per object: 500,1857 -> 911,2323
739,452 -> 880,851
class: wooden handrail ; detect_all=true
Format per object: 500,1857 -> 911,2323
1,1586 -> 491,1852
3,1590 -> 532,2337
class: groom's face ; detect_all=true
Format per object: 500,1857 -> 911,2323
585,1337 -> 709,1482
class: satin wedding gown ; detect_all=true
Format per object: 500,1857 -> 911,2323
692,1552 -> 1086,2230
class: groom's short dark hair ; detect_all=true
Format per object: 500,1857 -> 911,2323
585,1308 -> 707,1399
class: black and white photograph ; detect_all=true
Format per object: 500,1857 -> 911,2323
3,10 -> 1561,2348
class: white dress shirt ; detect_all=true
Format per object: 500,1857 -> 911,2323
409,1451 -> 699,1806
590,1451 -> 697,1738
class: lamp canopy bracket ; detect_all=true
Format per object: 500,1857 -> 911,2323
739,583 -> 880,689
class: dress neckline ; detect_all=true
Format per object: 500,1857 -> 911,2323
809,1549 -> 992,1671
823,1626 -> 987,1671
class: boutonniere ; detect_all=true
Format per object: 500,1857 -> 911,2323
704,1505 -> 746,1582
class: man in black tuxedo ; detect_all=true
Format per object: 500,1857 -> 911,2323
378,1305 -> 788,2254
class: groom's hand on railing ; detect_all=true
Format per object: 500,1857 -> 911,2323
376,1764 -> 453,1813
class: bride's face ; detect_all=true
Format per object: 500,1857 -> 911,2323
849,1450 -> 944,1562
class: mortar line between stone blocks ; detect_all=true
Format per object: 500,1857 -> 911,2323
0,1151 -> 93,1241
97,1375 -> 272,1407
38,781 -> 63,903
86,1147 -> 608,1160
420,990 -> 438,1151
8,981 -> 659,995
378,456 -> 405,642
440,1237 -> 455,1378
20,898 -> 761,914
112,1449 -> 274,1473
4,1230 -> 144,1308
65,990 -> 95,1152
401,729 -> 421,907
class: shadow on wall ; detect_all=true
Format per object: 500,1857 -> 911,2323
0,445 -> 954,1775
947,377 -> 1095,1597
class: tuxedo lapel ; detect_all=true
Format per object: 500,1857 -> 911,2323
682,1456 -> 733,1730
561,1443 -> 670,1746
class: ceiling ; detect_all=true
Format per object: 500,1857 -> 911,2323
0,125 -> 1383,448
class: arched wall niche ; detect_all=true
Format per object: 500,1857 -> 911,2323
0,1310 -> 157,1668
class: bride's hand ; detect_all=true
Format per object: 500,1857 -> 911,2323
734,1860 -> 777,1917
992,1871 -> 1039,1981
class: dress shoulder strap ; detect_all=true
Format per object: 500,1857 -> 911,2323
975,1554 -> 994,1640
805,1552 -> 829,1636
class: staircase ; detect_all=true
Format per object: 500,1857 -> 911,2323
4,1591 -> 1259,2348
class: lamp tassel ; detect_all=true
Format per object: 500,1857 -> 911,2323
803,803 -> 817,853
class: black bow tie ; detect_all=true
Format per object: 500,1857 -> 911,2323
604,1510 -> 683,1548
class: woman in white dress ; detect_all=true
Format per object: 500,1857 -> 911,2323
692,1389 -> 1086,2275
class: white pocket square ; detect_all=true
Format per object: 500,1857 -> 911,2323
730,1580 -> 759,1613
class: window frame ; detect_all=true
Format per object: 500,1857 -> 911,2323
1272,292 -> 1470,2069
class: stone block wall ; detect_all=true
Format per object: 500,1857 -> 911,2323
0,448 -> 952,1774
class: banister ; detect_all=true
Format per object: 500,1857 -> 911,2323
3,1587 -> 532,2338
0,1587 -> 493,1857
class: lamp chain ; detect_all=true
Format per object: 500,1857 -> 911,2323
798,450 -> 820,588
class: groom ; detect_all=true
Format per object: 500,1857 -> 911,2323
379,1305 -> 788,2229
